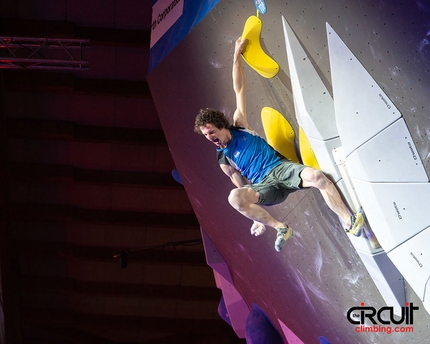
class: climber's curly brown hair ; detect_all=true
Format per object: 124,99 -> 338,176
194,108 -> 230,134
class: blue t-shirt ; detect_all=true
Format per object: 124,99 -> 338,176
217,127 -> 284,183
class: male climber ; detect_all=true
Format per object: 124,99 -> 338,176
194,37 -> 364,252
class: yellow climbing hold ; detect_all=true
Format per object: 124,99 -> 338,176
261,107 -> 299,162
241,16 -> 279,79
299,127 -> 320,170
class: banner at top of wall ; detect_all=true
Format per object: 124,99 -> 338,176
149,0 -> 219,72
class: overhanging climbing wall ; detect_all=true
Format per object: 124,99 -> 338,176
148,1 -> 430,343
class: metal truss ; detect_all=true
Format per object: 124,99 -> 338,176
0,36 -> 90,70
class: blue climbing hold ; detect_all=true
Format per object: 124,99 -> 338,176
254,0 -> 267,14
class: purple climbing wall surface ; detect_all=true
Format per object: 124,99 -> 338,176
147,1 -> 430,343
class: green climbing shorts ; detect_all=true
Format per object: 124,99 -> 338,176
246,160 -> 307,206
